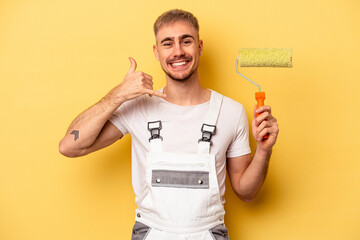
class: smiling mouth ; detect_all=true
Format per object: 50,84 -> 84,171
168,58 -> 192,68
171,61 -> 187,67
168,55 -> 192,66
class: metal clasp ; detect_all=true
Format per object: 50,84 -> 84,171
198,124 -> 216,143
148,121 -> 163,141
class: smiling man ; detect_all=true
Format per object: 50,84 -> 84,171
154,21 -> 202,82
59,9 -> 279,240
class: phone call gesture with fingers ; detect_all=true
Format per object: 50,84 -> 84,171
58,57 -> 166,158
105,57 -> 166,106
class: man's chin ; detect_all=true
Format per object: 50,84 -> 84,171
169,75 -> 191,82
165,70 -> 195,82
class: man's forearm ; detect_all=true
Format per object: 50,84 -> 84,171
238,146 -> 272,201
59,97 -> 121,156
59,57 -> 166,157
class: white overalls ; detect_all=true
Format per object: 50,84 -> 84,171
132,92 -> 229,240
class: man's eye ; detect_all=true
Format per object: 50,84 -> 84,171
163,42 -> 172,47
182,39 -> 193,45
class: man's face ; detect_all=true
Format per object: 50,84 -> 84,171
153,21 -> 203,81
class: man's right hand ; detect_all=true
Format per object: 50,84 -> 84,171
104,57 -> 166,106
59,57 -> 165,157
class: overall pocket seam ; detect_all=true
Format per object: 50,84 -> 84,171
209,230 -> 217,240
132,222 -> 151,240
142,227 -> 152,240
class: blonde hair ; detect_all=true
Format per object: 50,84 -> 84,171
153,9 -> 199,36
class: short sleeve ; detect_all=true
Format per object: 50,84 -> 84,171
108,99 -> 137,136
226,105 -> 251,158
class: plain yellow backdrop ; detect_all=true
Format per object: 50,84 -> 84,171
1,0 -> 359,239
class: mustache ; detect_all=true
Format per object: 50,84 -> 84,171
166,56 -> 192,64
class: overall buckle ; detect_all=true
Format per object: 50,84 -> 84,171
148,121 -> 163,142
198,124 -> 216,143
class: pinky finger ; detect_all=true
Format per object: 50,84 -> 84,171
145,89 -> 166,98
258,128 -> 270,141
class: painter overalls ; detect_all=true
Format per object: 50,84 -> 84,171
132,91 -> 229,240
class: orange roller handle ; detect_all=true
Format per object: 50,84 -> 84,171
255,92 -> 265,114
255,92 -> 268,139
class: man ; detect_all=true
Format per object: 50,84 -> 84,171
59,9 -> 278,240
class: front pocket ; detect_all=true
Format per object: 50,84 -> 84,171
131,222 -> 151,240
151,169 -> 209,189
209,224 -> 229,240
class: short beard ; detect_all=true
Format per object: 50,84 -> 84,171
164,68 -> 197,82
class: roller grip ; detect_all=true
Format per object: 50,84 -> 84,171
255,92 -> 268,139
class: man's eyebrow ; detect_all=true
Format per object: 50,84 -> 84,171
160,34 -> 195,44
160,37 -> 174,44
179,34 -> 195,40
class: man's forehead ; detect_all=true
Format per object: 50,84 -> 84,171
155,21 -> 198,41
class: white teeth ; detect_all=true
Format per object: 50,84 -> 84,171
171,61 -> 186,66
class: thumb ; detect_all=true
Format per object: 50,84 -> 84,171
127,57 -> 137,74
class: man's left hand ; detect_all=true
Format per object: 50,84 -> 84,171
252,105 -> 279,151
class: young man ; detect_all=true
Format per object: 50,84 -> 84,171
59,9 -> 278,240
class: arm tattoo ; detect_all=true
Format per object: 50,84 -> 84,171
70,130 -> 79,141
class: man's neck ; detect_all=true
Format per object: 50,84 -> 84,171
163,72 -> 210,106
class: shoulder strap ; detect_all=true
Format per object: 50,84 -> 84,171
198,91 -> 223,154
146,97 -> 163,152
203,90 -> 223,127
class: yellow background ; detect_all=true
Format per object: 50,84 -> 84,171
1,0 -> 359,239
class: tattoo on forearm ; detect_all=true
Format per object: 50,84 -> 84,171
70,130 -> 79,141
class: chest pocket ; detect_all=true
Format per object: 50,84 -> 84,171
151,170 -> 209,189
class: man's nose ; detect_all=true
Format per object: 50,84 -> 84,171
173,43 -> 185,57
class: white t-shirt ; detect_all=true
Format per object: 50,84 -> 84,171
109,89 -> 251,204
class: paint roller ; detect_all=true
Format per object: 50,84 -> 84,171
236,48 -> 292,138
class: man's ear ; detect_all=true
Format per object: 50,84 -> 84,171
199,40 -> 203,56
153,44 -> 159,61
